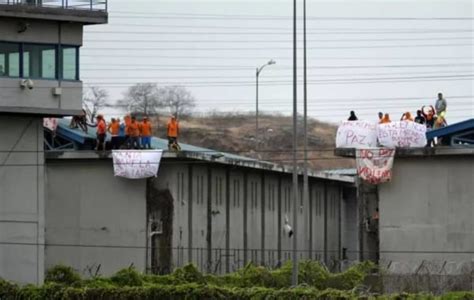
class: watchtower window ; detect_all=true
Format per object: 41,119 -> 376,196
23,44 -> 56,79
61,46 -> 78,80
0,42 -> 20,77
0,41 -> 79,80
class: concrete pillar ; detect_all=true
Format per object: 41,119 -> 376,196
0,116 -> 45,284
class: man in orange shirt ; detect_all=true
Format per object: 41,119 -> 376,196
167,115 -> 180,151
127,116 -> 141,149
96,114 -> 107,151
140,116 -> 152,149
108,118 -> 121,149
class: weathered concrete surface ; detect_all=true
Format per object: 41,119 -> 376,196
0,4 -> 108,24
379,156 -> 474,274
45,161 -> 147,276
0,18 -> 84,115
0,116 -> 44,284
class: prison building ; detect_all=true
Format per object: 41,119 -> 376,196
336,119 -> 474,275
42,121 -> 365,277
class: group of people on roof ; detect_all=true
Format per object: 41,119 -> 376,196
348,92 -> 448,130
70,112 -> 180,152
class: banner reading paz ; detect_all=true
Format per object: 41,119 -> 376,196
336,121 -> 378,149
356,148 -> 395,184
112,150 -> 163,179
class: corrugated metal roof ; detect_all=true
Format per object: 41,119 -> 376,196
321,168 -> 357,176
52,119 -> 354,183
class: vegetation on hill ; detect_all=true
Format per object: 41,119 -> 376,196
154,112 -> 354,170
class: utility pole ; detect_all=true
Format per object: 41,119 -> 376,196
291,0 -> 299,286
303,0 -> 310,260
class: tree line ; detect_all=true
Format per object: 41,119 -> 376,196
83,83 -> 196,120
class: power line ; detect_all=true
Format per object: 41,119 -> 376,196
95,94 -> 472,103
101,22 -> 474,32
110,10 -> 474,20
85,29 -> 474,35
79,55 -> 474,61
81,74 -> 474,85
83,37 -> 474,43
52,77 -> 474,88
81,44 -> 472,50
80,63 -> 474,70
108,12 -> 474,21
82,70 -> 474,80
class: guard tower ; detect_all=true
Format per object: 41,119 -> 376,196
0,0 -> 107,284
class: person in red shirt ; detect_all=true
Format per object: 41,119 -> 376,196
140,116 -> 152,149
96,114 -> 107,151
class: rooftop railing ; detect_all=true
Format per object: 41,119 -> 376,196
0,0 -> 107,12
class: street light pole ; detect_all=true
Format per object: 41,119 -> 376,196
291,0 -> 299,286
256,60 -> 275,148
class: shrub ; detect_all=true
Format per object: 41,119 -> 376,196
44,265 -> 81,286
171,264 -> 205,284
0,277 -> 19,300
110,267 -> 143,287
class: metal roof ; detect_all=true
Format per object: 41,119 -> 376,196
48,119 -> 355,183
426,118 -> 474,145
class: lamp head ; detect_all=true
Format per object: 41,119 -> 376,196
268,59 -> 276,65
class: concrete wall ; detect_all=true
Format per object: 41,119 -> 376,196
0,116 -> 44,284
0,17 -> 83,114
378,156 -> 474,274
45,161 -> 147,277
0,18 -> 83,45
150,162 -> 350,273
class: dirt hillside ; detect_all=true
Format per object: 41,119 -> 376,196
153,113 -> 354,171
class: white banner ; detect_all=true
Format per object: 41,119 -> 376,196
356,148 -> 395,184
377,121 -> 427,148
43,118 -> 58,132
112,150 -> 163,179
336,120 -> 378,148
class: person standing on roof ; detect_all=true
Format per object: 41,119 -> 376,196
434,92 -> 447,129
124,114 -> 131,148
167,115 -> 180,150
380,113 -> 391,124
108,118 -> 120,149
140,116 -> 153,149
117,117 -> 126,148
95,114 -> 107,151
400,112 -> 414,122
127,116 -> 141,149
414,110 -> 425,125
347,111 -> 358,121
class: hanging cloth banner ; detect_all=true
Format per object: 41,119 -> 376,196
112,150 -> 163,179
43,118 -> 58,132
356,148 -> 395,184
336,120 -> 378,148
377,121 -> 427,148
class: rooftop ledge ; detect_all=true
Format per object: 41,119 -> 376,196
0,1 -> 108,24
45,150 -> 356,184
335,147 -> 474,158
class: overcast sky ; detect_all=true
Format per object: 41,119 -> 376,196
81,0 -> 473,124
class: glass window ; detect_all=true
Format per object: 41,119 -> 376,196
0,42 -> 20,77
62,46 -> 77,80
23,44 -> 56,79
